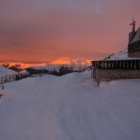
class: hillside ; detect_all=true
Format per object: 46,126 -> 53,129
0,65 -> 16,77
0,71 -> 140,140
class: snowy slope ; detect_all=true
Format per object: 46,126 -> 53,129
105,48 -> 140,60
0,65 -> 16,77
0,71 -> 140,140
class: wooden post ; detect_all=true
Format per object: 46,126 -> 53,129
109,61 -> 110,68
91,66 -> 93,78
105,61 -> 106,69
0,83 -> 4,90
96,68 -> 100,87
2,83 -> 4,90
135,60 -> 136,69
93,62 -> 100,87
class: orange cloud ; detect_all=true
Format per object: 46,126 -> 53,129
1,57 -> 91,70
1,62 -> 46,70
51,57 -> 91,66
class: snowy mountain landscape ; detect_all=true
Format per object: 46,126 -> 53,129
0,65 -> 140,140
1,58 -> 90,72
1,0 -> 140,139
1,59 -> 91,77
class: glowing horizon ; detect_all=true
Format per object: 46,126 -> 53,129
1,57 -> 91,70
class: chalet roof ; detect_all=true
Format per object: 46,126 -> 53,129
129,27 -> 140,44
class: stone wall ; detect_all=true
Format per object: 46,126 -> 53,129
92,60 -> 140,86
92,68 -> 140,86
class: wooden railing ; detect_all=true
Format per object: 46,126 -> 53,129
0,74 -> 16,84
91,59 -> 140,70
0,74 -> 29,89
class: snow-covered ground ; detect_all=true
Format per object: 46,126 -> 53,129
0,71 -> 140,140
0,65 -> 16,77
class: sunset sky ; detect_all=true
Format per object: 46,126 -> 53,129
0,0 -> 140,64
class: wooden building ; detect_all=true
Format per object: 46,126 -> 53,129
91,19 -> 140,86
91,59 -> 140,86
128,20 -> 140,57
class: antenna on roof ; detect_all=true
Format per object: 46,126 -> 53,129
132,14 -> 134,21
129,15 -> 135,32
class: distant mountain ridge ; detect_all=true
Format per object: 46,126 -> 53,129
1,59 -> 90,72
1,61 -> 90,76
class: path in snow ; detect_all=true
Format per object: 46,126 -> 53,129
0,71 -> 140,140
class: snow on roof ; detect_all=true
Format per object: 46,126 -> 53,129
105,48 -> 140,60
129,27 -> 140,44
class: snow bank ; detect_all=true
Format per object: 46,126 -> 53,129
0,71 -> 140,140
0,65 -> 16,77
